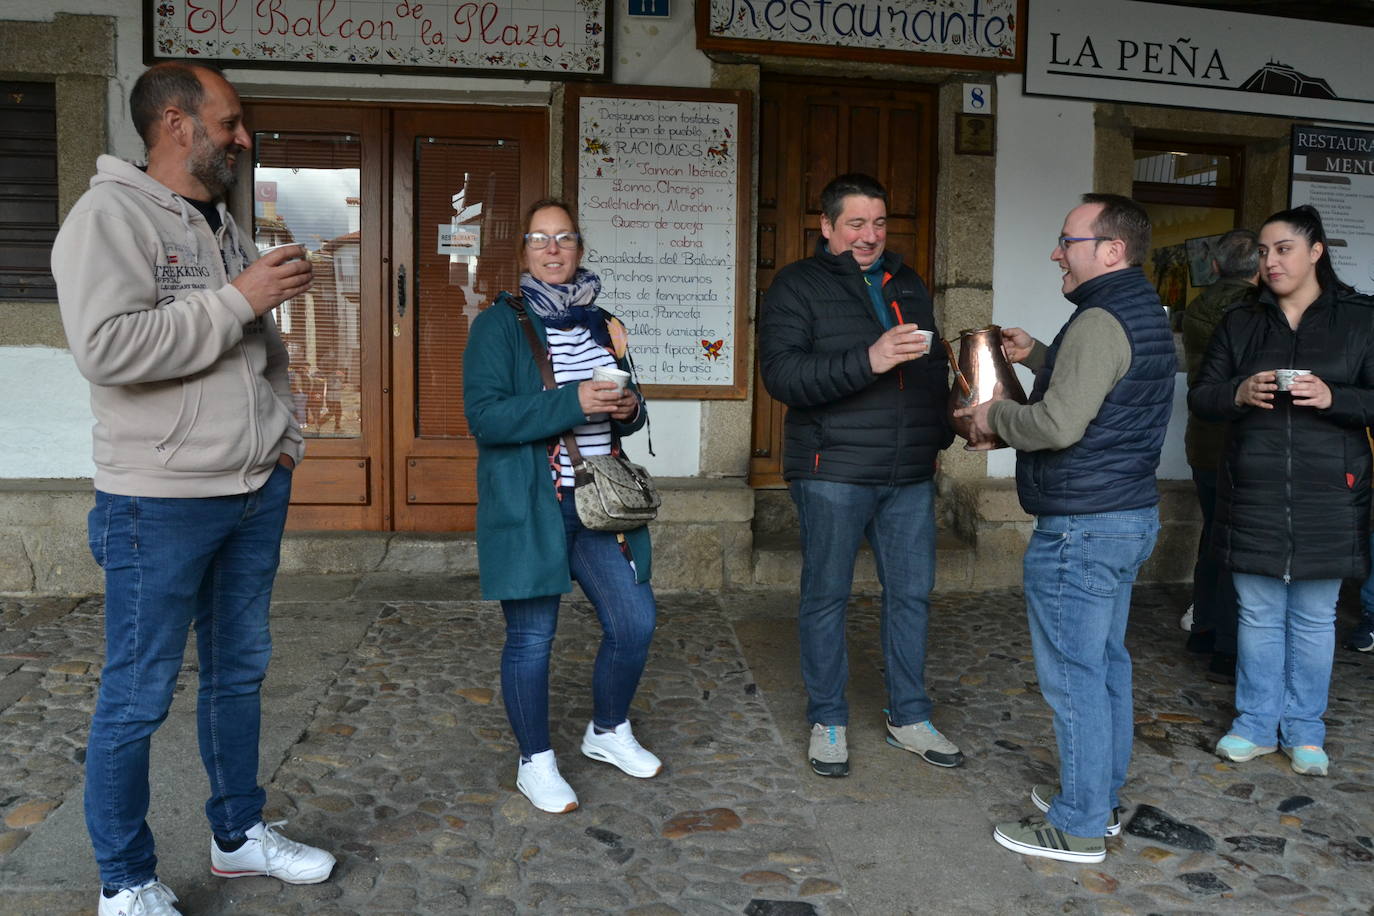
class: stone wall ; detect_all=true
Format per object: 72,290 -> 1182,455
0,477 -> 1200,598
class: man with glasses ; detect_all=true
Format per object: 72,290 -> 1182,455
957,193 -> 1173,864
759,173 -> 959,779
53,61 -> 334,915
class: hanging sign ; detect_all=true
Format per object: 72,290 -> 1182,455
1026,0 -> 1374,125
144,0 -> 610,79
697,0 -> 1023,70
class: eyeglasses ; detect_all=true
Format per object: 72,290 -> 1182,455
524,231 -> 580,249
1057,235 -> 1112,251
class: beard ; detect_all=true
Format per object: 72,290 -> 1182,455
187,117 -> 237,199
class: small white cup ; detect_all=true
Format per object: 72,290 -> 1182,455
1275,368 -> 1311,391
910,328 -> 935,350
258,242 -> 305,260
592,366 -> 630,392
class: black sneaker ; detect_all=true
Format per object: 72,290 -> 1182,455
1344,614 -> 1374,652
1185,629 -> 1216,654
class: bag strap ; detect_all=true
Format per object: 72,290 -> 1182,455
509,296 -> 586,467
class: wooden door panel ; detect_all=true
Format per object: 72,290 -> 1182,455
239,102 -> 388,529
390,108 -> 547,531
749,78 -> 938,487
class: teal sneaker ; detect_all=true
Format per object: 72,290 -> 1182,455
1281,744 -> 1329,777
1215,734 -> 1276,763
808,723 -> 849,777
1030,784 -> 1121,837
993,815 -> 1106,864
884,715 -> 964,768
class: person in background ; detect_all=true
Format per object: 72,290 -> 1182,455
1181,229 -> 1260,683
462,198 -> 662,815
758,173 -> 959,780
1351,473 -> 1374,652
1189,205 -> 1374,778
53,61 -> 334,916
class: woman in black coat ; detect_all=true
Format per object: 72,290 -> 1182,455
1188,205 -> 1374,778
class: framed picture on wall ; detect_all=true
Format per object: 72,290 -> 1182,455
1152,243 -> 1189,309
1185,234 -> 1225,287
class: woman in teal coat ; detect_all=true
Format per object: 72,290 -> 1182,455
462,199 -> 661,814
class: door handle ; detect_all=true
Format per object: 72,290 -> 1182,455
396,264 -> 407,318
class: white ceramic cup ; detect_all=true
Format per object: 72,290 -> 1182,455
910,328 -> 935,351
1275,368 -> 1312,391
592,366 -> 630,392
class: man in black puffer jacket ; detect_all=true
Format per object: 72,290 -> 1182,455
759,173 -> 957,781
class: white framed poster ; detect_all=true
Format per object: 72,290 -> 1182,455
564,84 -> 752,399
145,0 -> 610,80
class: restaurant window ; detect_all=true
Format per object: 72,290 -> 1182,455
1132,139 -> 1244,326
0,80 -> 58,300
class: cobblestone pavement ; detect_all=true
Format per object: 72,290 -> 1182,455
1,580 -> 1371,915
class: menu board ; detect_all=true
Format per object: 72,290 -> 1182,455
565,85 -> 751,398
1291,125 -> 1374,295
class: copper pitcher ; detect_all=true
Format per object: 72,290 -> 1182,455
943,325 -> 1028,450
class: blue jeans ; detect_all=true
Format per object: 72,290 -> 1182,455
789,478 -> 936,728
1231,573 -> 1339,748
1023,508 -> 1158,838
500,492 -> 657,759
85,464 -> 291,891
1189,468 -> 1237,653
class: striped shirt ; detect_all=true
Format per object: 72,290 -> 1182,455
548,325 -> 616,487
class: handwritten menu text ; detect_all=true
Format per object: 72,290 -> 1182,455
577,97 -> 739,387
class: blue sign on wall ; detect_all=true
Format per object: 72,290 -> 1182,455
628,0 -> 670,16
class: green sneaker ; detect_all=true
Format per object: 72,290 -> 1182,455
1031,784 -> 1122,837
993,815 -> 1106,864
808,723 -> 849,777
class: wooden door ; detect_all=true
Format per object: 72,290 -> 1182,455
241,103 -> 388,529
749,78 -> 938,486
240,101 -> 546,530
390,108 -> 547,530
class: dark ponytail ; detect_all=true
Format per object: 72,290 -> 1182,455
1261,204 -> 1352,294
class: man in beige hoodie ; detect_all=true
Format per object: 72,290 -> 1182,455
53,62 -> 334,916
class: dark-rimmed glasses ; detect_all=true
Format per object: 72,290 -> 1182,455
524,231 -> 581,249
1057,235 -> 1111,251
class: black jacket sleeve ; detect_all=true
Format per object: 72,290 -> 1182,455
758,269 -> 877,409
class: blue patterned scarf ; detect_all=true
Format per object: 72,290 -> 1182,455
519,268 -> 610,347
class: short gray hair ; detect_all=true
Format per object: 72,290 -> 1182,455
1213,229 -> 1259,280
130,61 -> 222,146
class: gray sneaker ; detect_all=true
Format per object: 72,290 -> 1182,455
1031,783 -> 1122,837
885,718 -> 964,768
993,815 -> 1106,864
808,723 -> 849,777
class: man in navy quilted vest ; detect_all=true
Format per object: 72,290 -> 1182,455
957,193 -> 1174,865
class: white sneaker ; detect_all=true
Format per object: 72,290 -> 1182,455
517,749 -> 579,813
210,820 -> 336,884
1179,604 -> 1194,632
580,720 -> 663,778
98,879 -> 181,916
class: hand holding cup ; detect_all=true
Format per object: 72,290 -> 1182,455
868,324 -> 932,373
